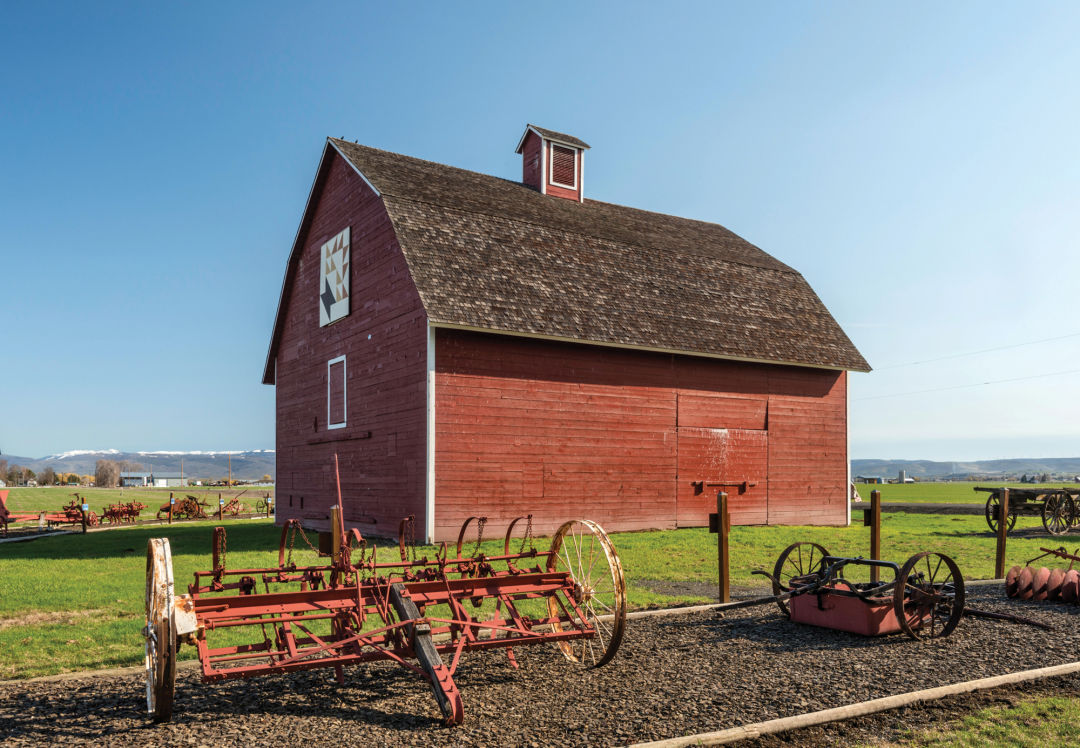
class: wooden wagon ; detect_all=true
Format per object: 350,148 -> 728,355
977,486 -> 1080,535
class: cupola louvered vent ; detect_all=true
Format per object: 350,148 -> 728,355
550,144 -> 577,188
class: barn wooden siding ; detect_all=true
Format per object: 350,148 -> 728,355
433,329 -> 847,539
275,152 -> 428,538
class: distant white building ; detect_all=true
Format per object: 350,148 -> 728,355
151,472 -> 187,488
120,471 -> 188,488
120,472 -> 151,487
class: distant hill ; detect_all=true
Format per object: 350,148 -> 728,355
852,457 -> 1080,480
0,449 -> 275,482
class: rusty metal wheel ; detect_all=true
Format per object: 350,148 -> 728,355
771,542 -> 830,617
144,538 -> 177,722
894,551 -> 965,640
1041,492 -> 1075,536
546,519 -> 626,667
985,493 -> 1017,534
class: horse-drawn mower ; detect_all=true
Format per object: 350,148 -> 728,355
143,461 -> 626,725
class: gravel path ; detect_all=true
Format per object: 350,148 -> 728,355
2,587 -> 1077,746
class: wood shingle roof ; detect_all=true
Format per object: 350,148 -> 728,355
263,138 -> 869,383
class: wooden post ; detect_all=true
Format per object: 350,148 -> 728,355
266,493 -> 272,518
870,489 -> 882,582
168,492 -> 174,525
331,505 -> 343,565
218,492 -> 223,521
81,506 -> 88,534
716,491 -> 730,603
995,488 -> 1010,579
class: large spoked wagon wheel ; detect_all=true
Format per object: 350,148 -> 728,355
546,519 -> 627,667
1041,491 -> 1075,536
771,542 -> 830,617
984,493 -> 1017,534
145,538 -> 177,722
894,551 -> 964,640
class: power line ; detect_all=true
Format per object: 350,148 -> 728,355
855,367 -> 1080,402
873,331 -> 1080,370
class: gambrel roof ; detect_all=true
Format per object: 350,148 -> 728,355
263,138 -> 869,383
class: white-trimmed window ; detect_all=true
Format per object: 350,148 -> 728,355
327,355 -> 346,429
549,143 -> 578,189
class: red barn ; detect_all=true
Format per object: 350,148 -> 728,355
263,124 -> 869,542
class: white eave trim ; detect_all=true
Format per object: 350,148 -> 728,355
427,321 -> 855,372
328,139 -> 381,197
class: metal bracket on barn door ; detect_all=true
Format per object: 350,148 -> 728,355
692,480 -> 757,496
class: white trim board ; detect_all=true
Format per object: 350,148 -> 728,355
425,324 -> 436,544
327,355 -> 347,430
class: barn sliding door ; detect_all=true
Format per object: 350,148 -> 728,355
676,428 -> 768,526
675,393 -> 769,527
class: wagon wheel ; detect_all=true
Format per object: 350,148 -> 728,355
1041,492 -> 1075,536
87,511 -> 99,527
984,493 -> 1017,534
545,519 -> 626,667
771,542 -> 830,617
144,538 -> 177,722
894,551 -> 965,640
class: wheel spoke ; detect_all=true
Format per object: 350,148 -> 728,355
592,597 -> 614,613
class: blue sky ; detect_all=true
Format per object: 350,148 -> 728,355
1,2 -> 1078,461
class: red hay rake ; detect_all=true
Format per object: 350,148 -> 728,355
143,457 -> 627,725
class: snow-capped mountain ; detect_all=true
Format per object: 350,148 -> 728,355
1,449 -> 275,481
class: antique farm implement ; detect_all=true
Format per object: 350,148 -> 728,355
104,501 -> 147,525
0,491 -> 98,535
156,495 -> 210,520
726,543 -> 967,639
220,496 -> 249,516
143,460 -> 626,725
1005,546 -> 1080,604
977,486 -> 1080,535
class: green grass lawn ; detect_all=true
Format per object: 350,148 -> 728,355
2,485 -> 273,516
873,694 -> 1080,747
853,482 -> 1076,504
2,511 -> 1077,680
